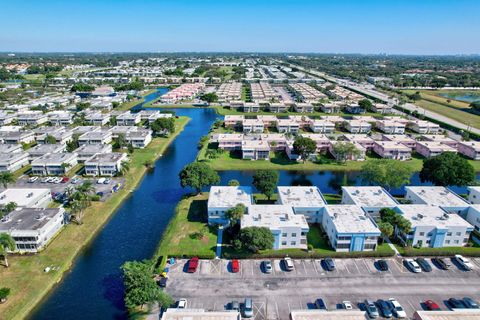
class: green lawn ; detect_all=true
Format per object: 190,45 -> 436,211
154,193 -> 217,260
401,90 -> 480,129
395,244 -> 480,257
0,117 -> 190,320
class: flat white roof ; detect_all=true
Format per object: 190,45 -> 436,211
161,309 -> 239,320
291,310 -> 368,320
0,188 -> 50,207
413,310 -> 480,320
277,186 -> 326,208
325,205 -> 380,234
208,186 -> 252,208
242,204 -> 308,230
397,204 -> 472,228
405,186 -> 469,207
342,186 -> 398,208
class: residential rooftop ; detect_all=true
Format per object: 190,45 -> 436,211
342,186 -> 398,208
325,205 -> 380,234
207,186 -> 253,208
243,204 -> 308,229
405,186 -> 469,208
277,186 -> 326,208
0,207 -> 63,232
396,204 -> 472,228
0,188 -> 50,207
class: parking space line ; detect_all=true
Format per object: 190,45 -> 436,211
312,259 -> 319,274
352,259 -> 361,274
302,260 -> 308,275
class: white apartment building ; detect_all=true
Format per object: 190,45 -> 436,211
16,111 -> 48,126
0,188 -> 52,208
344,120 -> 371,134
84,152 -> 129,176
0,152 -> 30,172
207,186 -> 253,225
126,129 -> 152,148
405,186 -> 470,214
31,153 -> 78,176
341,186 -> 398,217
86,112 -> 110,126
375,120 -> 406,134
116,112 -> 142,126
78,131 -> 113,145
277,186 -> 326,223
74,143 -> 113,162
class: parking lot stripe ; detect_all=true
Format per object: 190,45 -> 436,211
302,260 -> 308,275
352,259 -> 361,274
312,259 -> 319,274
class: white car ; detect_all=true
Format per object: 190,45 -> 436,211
454,255 -> 474,270
28,177 -> 38,183
405,259 -> 422,273
177,298 -> 187,309
54,177 -> 62,184
283,257 -> 294,271
97,178 -> 106,184
342,301 -> 353,310
389,298 -> 407,318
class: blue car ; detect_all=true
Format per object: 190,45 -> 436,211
376,299 -> 392,318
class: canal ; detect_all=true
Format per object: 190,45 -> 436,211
31,98 -> 477,319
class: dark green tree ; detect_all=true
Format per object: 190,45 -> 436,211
44,134 -> 57,144
151,117 -> 175,135
0,172 -> 15,189
358,99 -> 373,111
227,179 -> 240,186
0,233 -> 15,267
179,162 -> 220,194
225,203 -> 246,226
420,152 -> 475,186
293,136 -> 317,162
252,170 -> 279,200
361,159 -> 414,191
199,93 -> 218,105
234,227 -> 274,252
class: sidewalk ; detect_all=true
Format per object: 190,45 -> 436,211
216,226 -> 224,258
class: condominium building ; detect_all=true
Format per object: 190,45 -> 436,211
341,186 -> 398,217
31,153 -> 78,176
207,186 -> 253,225
84,152 -> 129,176
277,186 -> 326,223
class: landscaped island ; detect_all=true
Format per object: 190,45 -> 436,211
0,117 -> 190,320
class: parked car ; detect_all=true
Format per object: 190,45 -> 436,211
454,255 -> 474,270
322,257 -> 335,271
432,257 -> 451,270
342,301 -> 353,310
231,259 -> 240,273
71,177 -> 81,184
187,257 -> 199,273
463,297 -> 480,309
415,258 -> 432,272
177,298 -> 187,309
365,300 -> 379,319
96,191 -> 104,197
404,259 -> 422,273
41,177 -> 50,183
54,177 -> 62,184
448,298 -> 466,309
243,298 -> 253,318
158,277 -> 167,288
315,298 -> 327,310
377,259 -> 389,271
104,178 -> 111,184
230,300 -> 240,311
263,260 -> 272,274
283,257 -> 294,271
28,177 -> 38,183
97,178 -> 106,184
61,176 -> 69,183
424,300 -> 441,311
389,298 -> 407,318
376,299 -> 392,318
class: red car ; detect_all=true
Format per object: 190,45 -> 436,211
61,176 -> 69,183
425,300 -> 441,311
187,257 -> 199,273
231,259 -> 240,273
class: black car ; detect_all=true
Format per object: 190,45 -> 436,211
322,257 -> 335,271
158,277 -> 168,288
376,299 -> 393,318
315,298 -> 327,310
448,298 -> 466,309
463,297 -> 480,309
432,257 -> 450,270
415,258 -> 432,272
377,259 -> 389,271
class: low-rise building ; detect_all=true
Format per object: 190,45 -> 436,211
405,186 -> 470,215
345,103 -> 365,114
0,207 -> 65,252
86,112 -> 110,126
0,144 -> 22,154
421,135 -> 458,148
0,111 -> 15,125
207,186 -> 253,225
223,115 -> 244,128
309,119 -> 335,133
344,120 -> 371,134
395,204 -> 473,248
242,119 -> 264,133
277,186 -> 326,223
31,153 -> 78,176
301,134 -> 331,152
241,139 -> 270,160
75,143 -> 113,162
0,188 -> 52,208
382,134 -> 416,149
257,115 -> 278,127
320,102 -> 343,114
242,204 -> 309,250
268,102 -> 288,113
0,131 -> 35,144
0,152 -> 29,172
341,186 -> 398,217
342,134 -> 375,150
17,111 -> 48,126
84,152 -> 128,176
408,120 -> 441,134
467,186 -> 480,204
126,129 -> 152,148
48,111 -> 73,126
322,205 -> 381,252
293,102 -> 314,113
27,144 -> 66,160
373,140 -> 412,160
415,141 -> 456,158
36,130 -> 73,145
78,131 -> 113,145
329,141 -> 366,161
276,119 -> 299,133
457,141 -> 480,160
371,103 -> 392,114
116,112 -> 142,126
375,120 -> 406,134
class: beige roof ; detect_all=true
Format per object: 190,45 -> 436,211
290,310 -> 368,320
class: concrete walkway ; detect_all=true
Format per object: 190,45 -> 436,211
216,226 -> 224,258
384,237 -> 402,257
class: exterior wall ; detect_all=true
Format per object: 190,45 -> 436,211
404,225 -> 471,248
276,226 -> 309,249
458,143 -> 480,160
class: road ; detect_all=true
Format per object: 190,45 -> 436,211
164,257 -> 480,319
282,61 -> 480,136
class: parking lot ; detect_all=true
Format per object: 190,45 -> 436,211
165,257 -> 480,319
8,175 -> 125,202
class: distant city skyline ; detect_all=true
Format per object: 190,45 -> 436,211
1,0 -> 479,54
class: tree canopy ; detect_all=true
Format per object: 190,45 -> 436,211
470,101 -> 480,111
419,152 -> 475,186
0,233 -> 15,267
252,170 -> 279,200
151,117 -> 175,135
199,93 -> 218,104
70,83 -> 95,92
358,99 -> 373,111
293,136 -> 317,162
332,142 -> 360,163
179,162 -> 220,194
361,159 -> 414,190
233,227 -> 274,252
225,203 -> 246,226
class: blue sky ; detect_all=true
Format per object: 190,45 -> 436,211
0,0 -> 479,54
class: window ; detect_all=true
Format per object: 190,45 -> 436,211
281,241 -> 287,246
282,233 -> 287,237
419,232 -> 425,236
427,232 -> 433,237
336,243 -> 350,249
456,232 -> 462,236
447,232 -> 452,236
445,240 -> 450,244
454,240 -> 459,244
300,239 -> 307,244
291,233 -> 297,237
301,232 -> 307,236
337,236 -> 351,241
464,238 -> 469,243
364,243 -> 376,250
426,240 -> 431,244
290,241 -> 296,246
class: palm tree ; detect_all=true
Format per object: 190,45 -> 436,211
0,233 -> 15,267
76,181 -> 95,195
70,199 -> 88,225
60,162 -> 72,175
3,202 -> 17,215
0,172 -> 15,189
118,161 -> 130,176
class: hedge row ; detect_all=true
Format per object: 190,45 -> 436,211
221,249 -> 395,259
400,247 -> 480,257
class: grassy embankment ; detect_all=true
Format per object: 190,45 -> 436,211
0,117 -> 190,320
395,241 -> 480,257
402,89 -> 480,130
115,88 -> 158,111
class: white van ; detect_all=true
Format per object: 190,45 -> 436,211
97,178 -> 106,184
